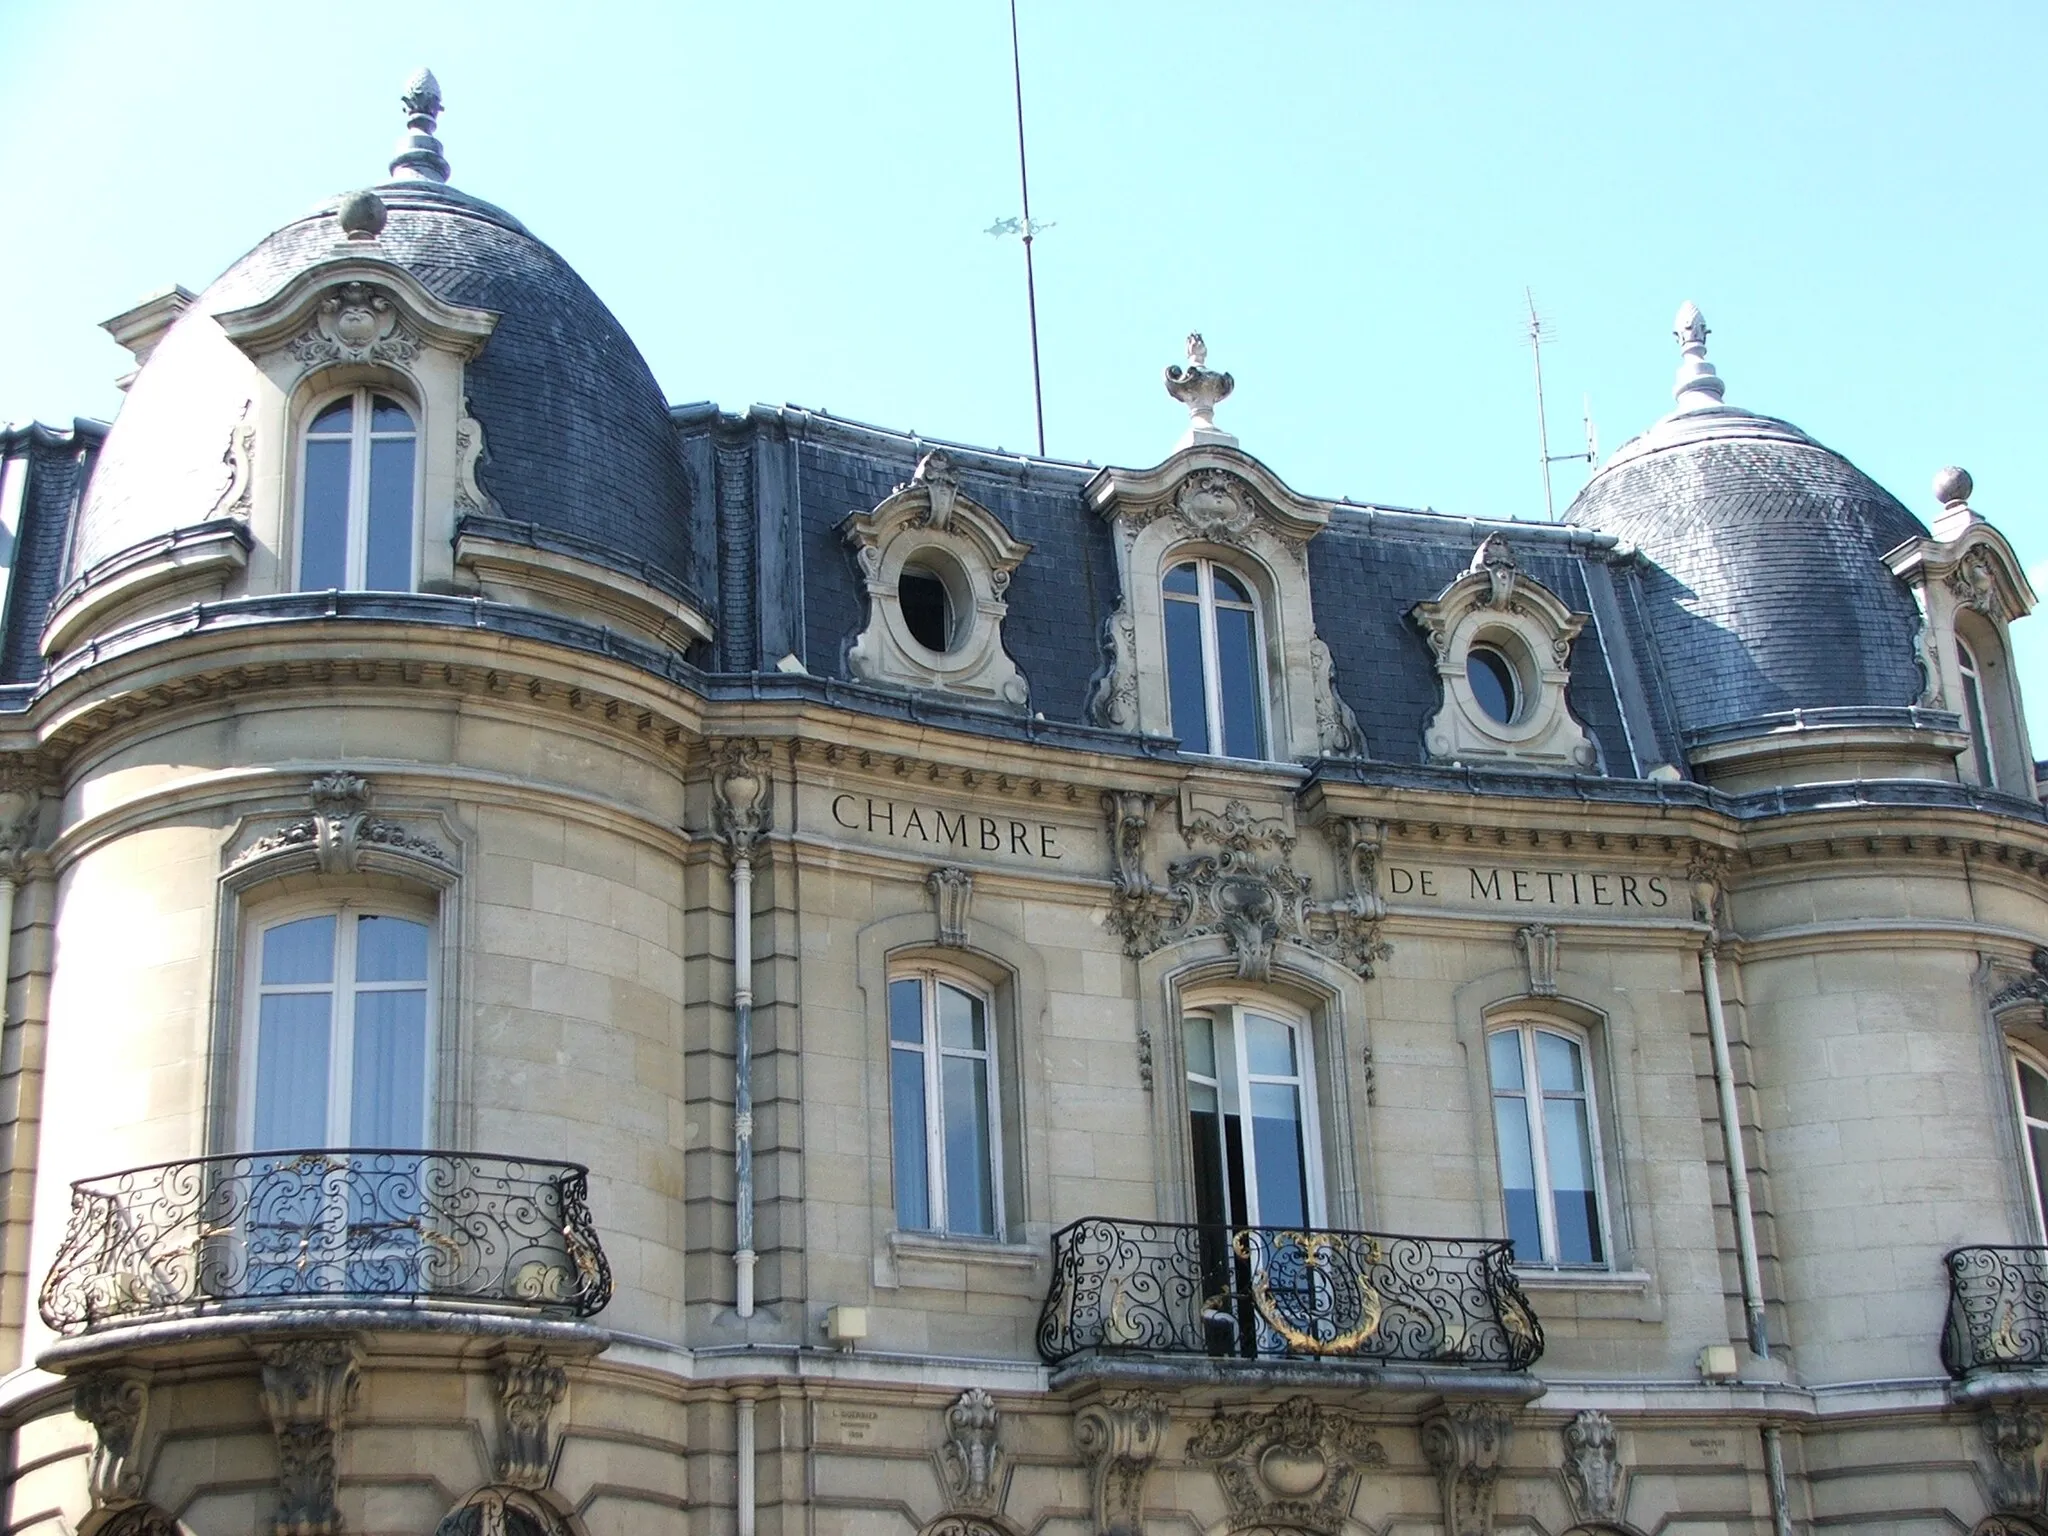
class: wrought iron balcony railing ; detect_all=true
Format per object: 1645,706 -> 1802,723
1038,1216 -> 1543,1370
1943,1245 -> 2048,1377
39,1149 -> 612,1335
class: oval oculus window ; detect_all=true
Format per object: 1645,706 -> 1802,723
1467,644 -> 1520,724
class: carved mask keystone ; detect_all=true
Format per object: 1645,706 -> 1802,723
1186,1396 -> 1385,1536
1560,1409 -> 1622,1525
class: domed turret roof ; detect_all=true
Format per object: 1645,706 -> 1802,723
75,71 -> 695,598
1563,305 -> 1928,743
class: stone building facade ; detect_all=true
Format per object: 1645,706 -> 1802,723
1,71 -> 2046,1536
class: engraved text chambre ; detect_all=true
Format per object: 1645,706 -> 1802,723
1386,863 -> 1674,911
822,791 -> 1069,863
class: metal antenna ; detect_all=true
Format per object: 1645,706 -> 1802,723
1525,288 -> 1594,520
1002,0 -> 1046,457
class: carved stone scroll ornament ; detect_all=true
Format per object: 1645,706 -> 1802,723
0,774 -> 42,880
210,399 -> 257,518
1991,949 -> 2048,1011
1308,638 -> 1364,758
1185,1395 -> 1385,1536
1421,1402 -> 1514,1536
1073,1391 -> 1168,1536
1172,470 -> 1259,546
1982,1402 -> 2048,1514
1087,603 -> 1141,730
454,409 -> 493,515
711,740 -> 773,863
1560,1410 -> 1622,1526
928,866 -> 975,948
1950,552 -> 2009,622
89,1505 -> 183,1536
288,282 -> 424,369
938,1388 -> 1002,1513
74,1371 -> 150,1506
257,1338 -> 362,1536
1102,792 -> 1159,953
1517,923 -> 1560,998
235,772 -> 450,877
920,1519 -> 1009,1536
494,1350 -> 568,1491
911,450 -> 962,532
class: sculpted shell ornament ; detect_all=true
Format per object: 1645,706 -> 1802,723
1172,471 -> 1260,545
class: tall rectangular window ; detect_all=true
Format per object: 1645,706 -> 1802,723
889,970 -> 1001,1237
1488,1024 -> 1608,1266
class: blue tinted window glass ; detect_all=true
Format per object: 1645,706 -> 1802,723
255,992 -> 331,1150
351,988 -> 427,1146
1163,562 -> 1199,596
889,979 -> 924,1043
1214,604 -> 1264,759
355,916 -> 428,983
300,439 -> 351,589
1468,647 -> 1518,723
370,396 -> 414,432
263,916 -> 336,986
309,399 -> 353,434
1165,598 -> 1210,752
891,1047 -> 930,1230
1248,1081 -> 1307,1228
941,1054 -> 995,1235
364,437 -> 415,590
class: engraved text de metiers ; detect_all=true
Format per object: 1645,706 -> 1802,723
1387,864 -> 1671,909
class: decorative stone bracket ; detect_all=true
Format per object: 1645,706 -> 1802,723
938,1387 -> 1003,1513
1517,923 -> 1559,997
1185,1395 -> 1385,1536
929,867 -> 974,949
711,739 -> 774,864
1982,1401 -> 2047,1515
257,1338 -> 362,1536
495,1349 -> 568,1490
1421,1402 -> 1515,1536
74,1371 -> 151,1507
1074,1391 -> 1168,1536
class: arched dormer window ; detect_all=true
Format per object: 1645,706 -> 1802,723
1164,558 -> 1268,759
1959,635 -> 1998,788
298,389 -> 420,591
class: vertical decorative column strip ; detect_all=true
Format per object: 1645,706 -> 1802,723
256,1338 -> 362,1536
713,741 -> 771,1319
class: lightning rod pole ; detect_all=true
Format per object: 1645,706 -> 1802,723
1010,0 -> 1046,456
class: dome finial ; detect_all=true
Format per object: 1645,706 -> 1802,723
1671,301 -> 1726,411
389,68 -> 450,183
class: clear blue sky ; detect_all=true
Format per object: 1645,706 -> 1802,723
4,2 -> 2045,737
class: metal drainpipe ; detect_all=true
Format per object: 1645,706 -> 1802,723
0,872 -> 15,1028
1761,1423 -> 1794,1536
734,1386 -> 759,1536
1695,881 -> 1769,1358
733,850 -> 756,1319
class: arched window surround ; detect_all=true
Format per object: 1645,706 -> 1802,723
1161,552 -> 1275,761
1954,607 -> 2028,792
854,909 -> 1052,1284
206,771 -> 466,1156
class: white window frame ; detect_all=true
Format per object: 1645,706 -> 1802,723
1182,997 -> 1327,1229
294,385 -> 423,592
236,897 -> 438,1152
2011,1044 -> 2048,1243
1487,1020 -> 1613,1269
1163,557 -> 1273,760
888,965 -> 1005,1238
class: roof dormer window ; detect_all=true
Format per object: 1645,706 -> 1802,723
299,389 -> 419,591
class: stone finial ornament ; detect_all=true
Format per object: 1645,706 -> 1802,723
1671,301 -> 1727,411
335,190 -> 387,240
1164,332 -> 1237,450
1931,464 -> 1981,541
390,67 -> 450,183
